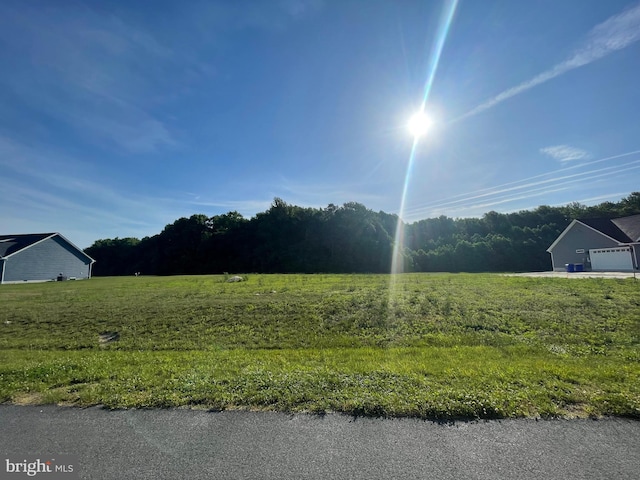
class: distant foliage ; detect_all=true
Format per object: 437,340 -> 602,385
85,193 -> 640,275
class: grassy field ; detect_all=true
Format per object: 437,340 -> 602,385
0,273 -> 638,419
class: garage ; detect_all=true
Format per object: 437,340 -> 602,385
589,247 -> 634,271
547,215 -> 640,272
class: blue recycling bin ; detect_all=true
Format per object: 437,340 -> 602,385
565,263 -> 575,273
575,263 -> 584,272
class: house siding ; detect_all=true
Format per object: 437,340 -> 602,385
2,236 -> 92,283
548,222 -> 619,271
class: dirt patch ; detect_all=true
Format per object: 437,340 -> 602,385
12,392 -> 46,405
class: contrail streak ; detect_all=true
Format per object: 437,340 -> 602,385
407,160 -> 640,218
453,2 -> 640,122
415,159 -> 640,211
405,148 -> 640,215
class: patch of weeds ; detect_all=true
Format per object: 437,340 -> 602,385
1,274 -> 639,419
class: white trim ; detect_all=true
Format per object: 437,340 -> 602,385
1,279 -> 57,285
624,243 -> 640,270
547,220 -> 625,252
575,220 -> 630,244
631,244 -> 639,270
547,220 -> 578,252
1,233 -> 56,259
2,233 -> 95,264
54,232 -> 96,264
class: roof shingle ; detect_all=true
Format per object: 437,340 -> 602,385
612,214 -> 640,242
0,233 -> 55,258
578,218 -> 633,243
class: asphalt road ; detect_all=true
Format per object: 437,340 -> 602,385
1,406 -> 639,479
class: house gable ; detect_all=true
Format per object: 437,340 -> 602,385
0,233 -> 95,284
546,220 -> 623,253
546,220 -> 620,271
0,233 -> 94,263
0,233 -> 55,258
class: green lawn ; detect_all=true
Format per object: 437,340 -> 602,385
1,274 -> 638,419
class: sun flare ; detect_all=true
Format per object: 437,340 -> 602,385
407,111 -> 432,138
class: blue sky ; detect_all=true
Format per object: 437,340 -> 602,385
1,0 -> 639,248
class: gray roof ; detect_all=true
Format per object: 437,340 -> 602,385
0,233 -> 95,262
578,218 -> 634,243
0,233 -> 56,258
547,213 -> 640,252
612,214 -> 640,242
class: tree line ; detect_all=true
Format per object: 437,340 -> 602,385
85,193 -> 640,276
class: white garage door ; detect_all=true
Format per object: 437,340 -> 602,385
589,247 -> 634,271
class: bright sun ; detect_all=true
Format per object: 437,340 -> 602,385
407,111 -> 432,138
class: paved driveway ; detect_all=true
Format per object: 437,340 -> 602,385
506,271 -> 637,279
1,406 -> 639,479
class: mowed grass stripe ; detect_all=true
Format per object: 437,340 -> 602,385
0,274 -> 638,419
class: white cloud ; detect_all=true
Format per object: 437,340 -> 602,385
456,2 -> 640,121
540,145 -> 590,162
